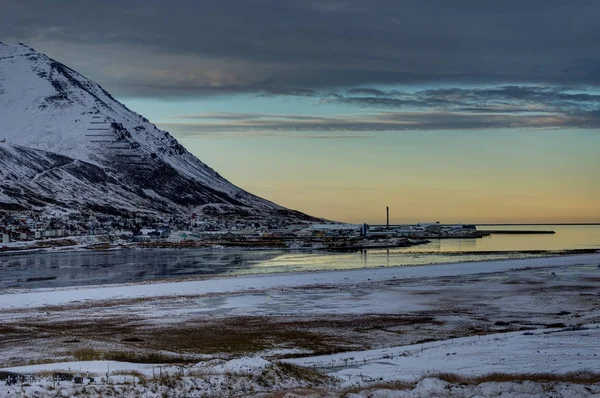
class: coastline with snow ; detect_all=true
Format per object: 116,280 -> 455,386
1,253 -> 599,396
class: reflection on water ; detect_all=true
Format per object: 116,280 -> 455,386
416,238 -> 479,252
0,225 -> 598,289
0,249 -> 283,289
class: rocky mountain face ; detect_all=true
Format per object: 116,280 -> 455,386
0,42 -> 315,222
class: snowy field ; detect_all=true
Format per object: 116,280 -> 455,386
286,325 -> 600,386
0,253 -> 599,396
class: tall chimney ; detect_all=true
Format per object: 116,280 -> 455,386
386,206 -> 389,229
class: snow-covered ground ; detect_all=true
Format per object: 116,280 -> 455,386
1,356 -> 273,378
0,253 -> 599,396
1,328 -> 599,396
286,325 -> 600,387
0,357 -> 333,397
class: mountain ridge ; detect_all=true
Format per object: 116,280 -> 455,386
0,42 -> 317,223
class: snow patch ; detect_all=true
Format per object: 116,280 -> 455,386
208,356 -> 272,375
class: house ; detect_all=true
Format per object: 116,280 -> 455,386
222,232 -> 237,240
295,229 -> 313,238
240,227 -> 257,236
418,222 -> 442,233
147,228 -> 170,239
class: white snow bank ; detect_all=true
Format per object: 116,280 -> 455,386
0,360 -> 157,376
208,356 -> 272,375
411,377 -> 451,396
286,325 -> 600,389
346,377 -> 572,398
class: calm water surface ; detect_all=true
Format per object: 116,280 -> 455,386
1,225 -> 598,289
416,225 -> 600,252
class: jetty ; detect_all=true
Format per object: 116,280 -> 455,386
482,230 -> 556,235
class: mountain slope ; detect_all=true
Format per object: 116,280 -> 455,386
0,42 -> 315,222
0,143 -> 150,214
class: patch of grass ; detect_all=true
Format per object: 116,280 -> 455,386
153,316 -> 344,355
154,372 -> 182,388
284,314 -> 442,330
104,351 -> 186,364
276,362 -> 329,384
71,347 -> 188,364
342,380 -> 415,395
73,347 -> 102,361
14,311 -> 448,361
18,317 -> 143,337
430,371 -> 600,385
121,337 -> 145,343
0,325 -> 21,334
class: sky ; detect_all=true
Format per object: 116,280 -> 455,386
1,0 -> 599,223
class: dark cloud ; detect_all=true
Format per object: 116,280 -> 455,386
347,88 -> 388,96
328,85 -> 600,114
175,112 -> 332,121
2,0 -> 600,98
258,88 -> 318,97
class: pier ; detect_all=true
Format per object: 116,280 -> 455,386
481,230 -> 556,234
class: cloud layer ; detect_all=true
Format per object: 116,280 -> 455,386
166,85 -> 600,133
4,1 -> 600,131
3,0 -> 600,98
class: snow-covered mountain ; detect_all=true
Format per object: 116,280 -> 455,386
0,42 -> 315,222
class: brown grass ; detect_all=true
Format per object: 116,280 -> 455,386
264,388 -> 332,398
581,277 -> 600,282
72,347 -> 188,364
143,315 -> 384,356
7,313 -> 447,363
430,371 -> 600,385
342,380 -> 415,394
73,347 -> 101,361
276,362 -> 329,384
105,351 -> 186,364
281,314 -> 442,330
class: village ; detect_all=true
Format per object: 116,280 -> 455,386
0,210 -> 487,253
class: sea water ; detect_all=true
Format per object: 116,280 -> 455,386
1,225 -> 598,289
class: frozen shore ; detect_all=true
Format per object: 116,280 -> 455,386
0,253 -> 599,396
2,252 -> 599,309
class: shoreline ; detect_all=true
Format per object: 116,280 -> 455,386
0,248 -> 598,294
0,238 -> 598,258
0,238 -> 432,257
1,252 -> 599,396
1,251 -> 599,308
